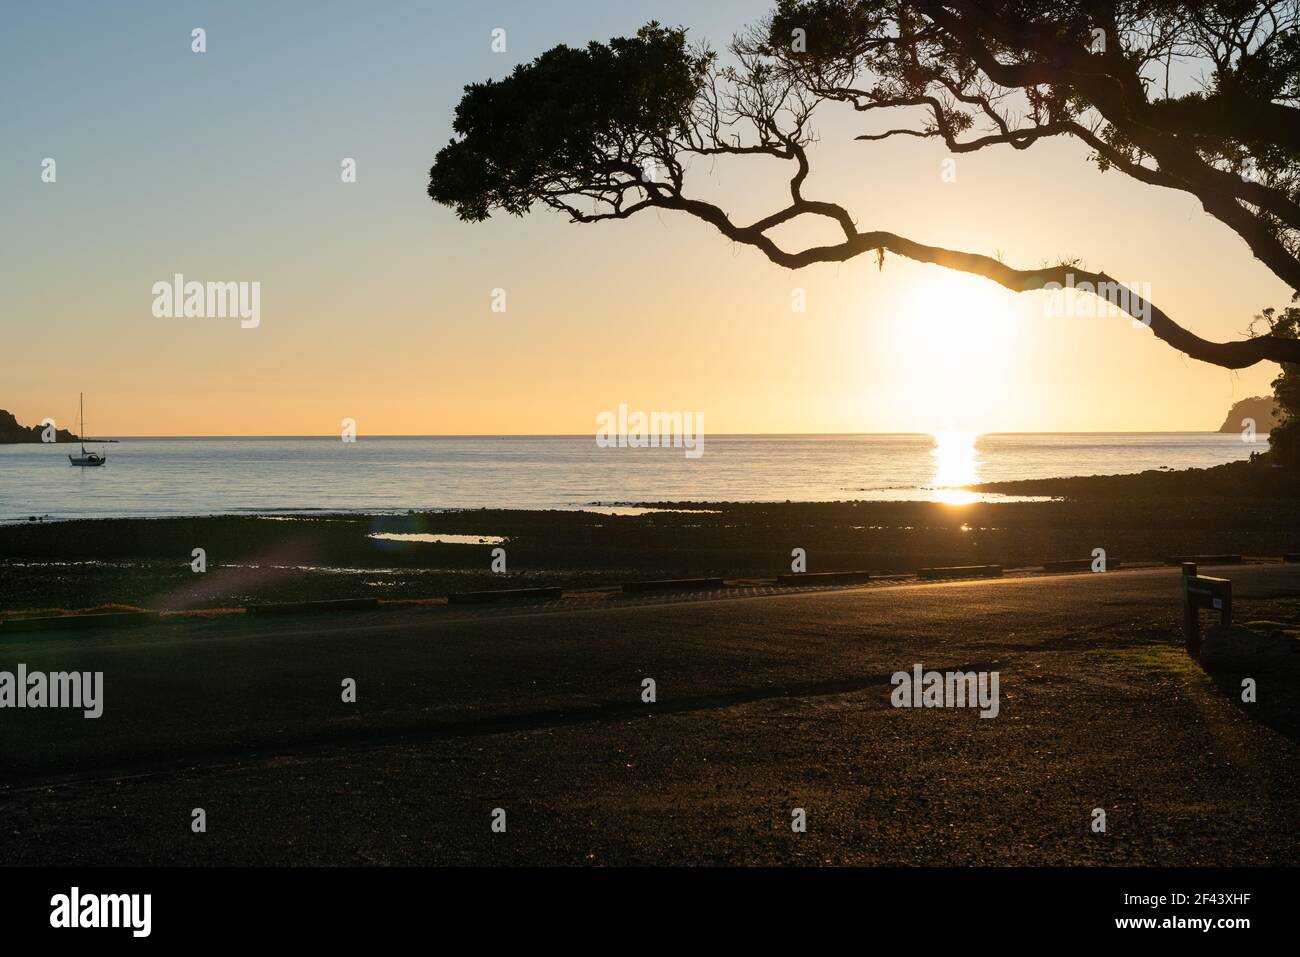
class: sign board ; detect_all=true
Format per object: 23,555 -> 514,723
1181,574 -> 1232,657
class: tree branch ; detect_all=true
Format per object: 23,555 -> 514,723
652,192 -> 1300,369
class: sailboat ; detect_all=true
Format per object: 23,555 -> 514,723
68,392 -> 106,467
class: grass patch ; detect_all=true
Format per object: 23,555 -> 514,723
1113,644 -> 1212,685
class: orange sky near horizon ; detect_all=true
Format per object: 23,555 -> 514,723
2,2 -> 1289,437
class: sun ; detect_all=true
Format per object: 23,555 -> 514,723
880,271 -> 1022,433
890,271 -> 1018,366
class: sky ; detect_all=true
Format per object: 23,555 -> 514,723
1,0 -> 1292,436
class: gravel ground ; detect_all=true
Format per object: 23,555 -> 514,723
2,564 -> 1297,865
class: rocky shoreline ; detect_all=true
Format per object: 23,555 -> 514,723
3,478 -> 1297,613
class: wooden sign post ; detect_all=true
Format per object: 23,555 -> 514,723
1180,562 -> 1232,657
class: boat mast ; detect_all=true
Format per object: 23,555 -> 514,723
80,392 -> 86,453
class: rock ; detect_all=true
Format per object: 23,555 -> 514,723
1199,624 -> 1300,672
1217,396 -> 1279,433
0,408 -> 78,444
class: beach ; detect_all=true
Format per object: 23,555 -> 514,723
3,457 -> 1298,866
2,458 -> 1296,614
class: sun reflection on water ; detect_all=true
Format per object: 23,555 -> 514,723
929,431 -> 981,505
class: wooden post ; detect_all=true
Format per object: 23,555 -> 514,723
1181,572 -> 1233,658
1181,563 -> 1198,656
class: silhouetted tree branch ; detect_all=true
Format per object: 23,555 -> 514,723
427,11 -> 1300,370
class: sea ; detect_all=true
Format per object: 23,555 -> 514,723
0,433 -> 1262,522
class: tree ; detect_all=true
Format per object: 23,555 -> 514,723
1254,297 -> 1300,463
428,6 -> 1300,370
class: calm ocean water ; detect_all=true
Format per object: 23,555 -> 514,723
0,433 -> 1261,521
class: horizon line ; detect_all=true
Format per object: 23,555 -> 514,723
63,430 -> 1239,439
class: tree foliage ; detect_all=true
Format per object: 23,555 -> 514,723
759,1 -> 1300,289
428,24 -> 710,222
1255,298 -> 1300,464
429,2 -> 1300,375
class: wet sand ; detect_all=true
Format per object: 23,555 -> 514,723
2,483 -> 1297,614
